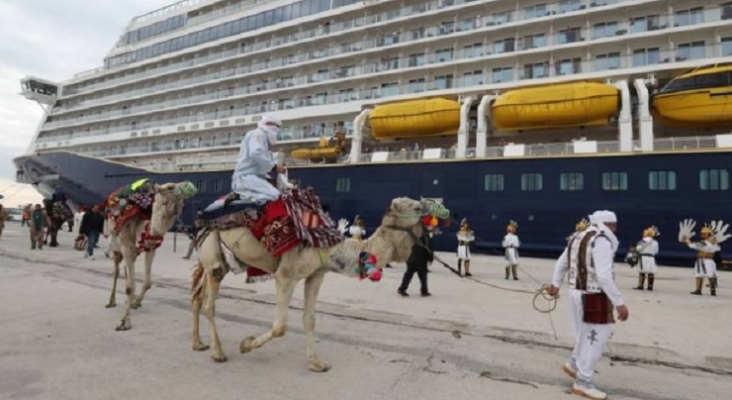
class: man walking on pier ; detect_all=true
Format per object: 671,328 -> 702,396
546,210 -> 629,400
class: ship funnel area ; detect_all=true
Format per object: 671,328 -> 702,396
349,109 -> 371,164
20,77 -> 59,107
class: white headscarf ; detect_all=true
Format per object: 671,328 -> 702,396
258,114 -> 282,145
589,210 -> 619,251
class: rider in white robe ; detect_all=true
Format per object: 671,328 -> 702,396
230,114 -> 285,204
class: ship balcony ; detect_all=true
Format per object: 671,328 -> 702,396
49,3 -> 732,121
61,0 -> 710,99
39,41 -> 732,144
128,135 -> 727,173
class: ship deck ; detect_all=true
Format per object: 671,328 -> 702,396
0,225 -> 729,399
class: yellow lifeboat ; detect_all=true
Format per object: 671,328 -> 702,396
368,97 -> 461,140
491,82 -> 619,131
289,133 -> 346,161
651,64 -> 732,127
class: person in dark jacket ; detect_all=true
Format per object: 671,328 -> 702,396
79,205 -> 105,260
398,229 -> 433,297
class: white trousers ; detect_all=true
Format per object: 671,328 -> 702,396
232,174 -> 280,204
568,289 -> 613,385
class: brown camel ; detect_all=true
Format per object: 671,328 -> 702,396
105,182 -> 197,331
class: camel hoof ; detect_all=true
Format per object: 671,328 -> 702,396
211,354 -> 227,363
308,360 -> 331,373
115,322 -> 131,331
240,336 -> 256,353
131,301 -> 142,310
105,303 -> 116,308
193,343 -> 210,352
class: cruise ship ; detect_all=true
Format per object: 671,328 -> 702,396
13,0 -> 732,265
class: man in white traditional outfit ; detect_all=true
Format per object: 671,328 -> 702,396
228,114 -> 286,205
634,226 -> 660,291
456,218 -> 475,277
502,221 -> 520,280
681,221 -> 725,296
349,215 -> 366,240
546,210 -> 629,400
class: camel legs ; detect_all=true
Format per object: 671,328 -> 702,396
191,264 -> 209,353
131,250 -> 155,309
303,270 -> 330,372
106,252 -> 123,308
116,247 -> 138,331
240,273 -> 297,355
201,263 -> 227,362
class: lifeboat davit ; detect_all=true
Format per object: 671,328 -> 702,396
491,82 -> 619,131
368,98 -> 461,140
651,64 -> 732,127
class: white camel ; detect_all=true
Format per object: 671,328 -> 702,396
104,181 -> 197,331
191,197 -> 436,371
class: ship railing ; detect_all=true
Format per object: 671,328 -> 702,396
62,1 -> 732,96
186,0 -> 269,27
131,0 -> 214,25
49,38 -> 732,130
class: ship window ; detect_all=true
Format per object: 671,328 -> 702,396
484,174 -> 504,191
521,173 -> 543,191
195,180 -> 206,193
722,37 -> 732,56
699,169 -> 730,191
560,173 -> 584,191
632,47 -> 660,67
602,172 -> 628,191
648,170 -> 677,191
676,41 -> 706,61
336,177 -> 351,193
659,71 -> 729,93
213,180 -> 224,193
595,53 -> 621,71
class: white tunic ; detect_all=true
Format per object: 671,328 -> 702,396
635,237 -> 659,274
231,128 -> 280,204
502,233 -> 520,265
688,240 -> 720,278
456,230 -> 474,260
349,225 -> 366,240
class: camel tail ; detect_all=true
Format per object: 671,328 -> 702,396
191,261 -> 206,303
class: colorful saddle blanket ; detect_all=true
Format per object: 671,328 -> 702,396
104,187 -> 155,234
201,188 -> 344,282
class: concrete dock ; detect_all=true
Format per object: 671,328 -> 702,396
0,223 -> 729,400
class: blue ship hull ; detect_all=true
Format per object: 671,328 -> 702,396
14,150 -> 732,267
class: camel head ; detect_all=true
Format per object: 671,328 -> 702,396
150,181 -> 198,235
382,197 -> 426,229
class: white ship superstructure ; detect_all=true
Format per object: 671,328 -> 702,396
19,0 -> 732,173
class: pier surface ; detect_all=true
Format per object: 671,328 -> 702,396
0,224 -> 729,400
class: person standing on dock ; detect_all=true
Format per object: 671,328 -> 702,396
634,226 -> 660,291
502,221 -> 520,280
349,215 -> 366,240
546,210 -> 629,400
684,223 -> 721,296
456,218 -> 474,277
29,204 -> 49,250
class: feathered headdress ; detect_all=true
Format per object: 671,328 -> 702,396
679,219 -> 730,244
575,218 -> 589,232
710,220 -> 730,244
460,217 -> 468,226
507,220 -> 518,233
643,226 -> 660,238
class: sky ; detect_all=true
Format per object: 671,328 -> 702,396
0,0 -> 174,206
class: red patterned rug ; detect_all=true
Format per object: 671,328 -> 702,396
200,188 -> 344,283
